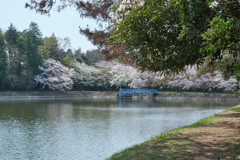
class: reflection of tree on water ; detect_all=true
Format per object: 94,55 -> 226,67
118,99 -> 239,109
118,99 -> 159,108
0,99 -> 238,121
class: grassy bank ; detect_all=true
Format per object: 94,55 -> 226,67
107,105 -> 240,160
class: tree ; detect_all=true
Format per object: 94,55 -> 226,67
108,0 -> 240,76
73,48 -> 84,63
214,76 -> 240,94
25,0 -> 141,65
108,0 -> 211,73
25,0 -> 239,76
35,58 -> 74,92
25,0 -> 113,56
39,34 -> 60,60
24,22 -> 43,76
201,1 -> 240,84
96,60 -> 164,89
194,71 -> 222,94
166,66 -> 196,92
5,24 -> 28,90
85,49 -> 105,65
72,61 -> 100,91
96,60 -> 134,88
4,23 -> 19,46
110,67 -> 134,88
167,74 -> 193,93
0,31 -> 8,90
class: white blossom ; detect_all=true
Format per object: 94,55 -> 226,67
35,58 -> 74,92
214,76 -> 240,93
72,62 -> 100,89
209,1 -> 219,8
166,66 -> 196,91
194,71 -> 222,93
96,60 -> 164,89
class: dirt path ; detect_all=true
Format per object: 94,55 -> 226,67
108,105 -> 240,160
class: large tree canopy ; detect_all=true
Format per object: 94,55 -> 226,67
25,0 -> 240,76
108,0 -> 240,74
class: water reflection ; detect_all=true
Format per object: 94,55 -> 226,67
0,99 -> 238,160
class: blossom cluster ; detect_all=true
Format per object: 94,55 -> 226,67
209,1 -> 219,8
96,60 -> 163,88
35,59 -> 74,92
109,0 -> 145,23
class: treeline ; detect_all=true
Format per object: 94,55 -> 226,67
0,23 -> 237,93
0,22 -> 104,91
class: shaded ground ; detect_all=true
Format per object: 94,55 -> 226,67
107,105 -> 240,160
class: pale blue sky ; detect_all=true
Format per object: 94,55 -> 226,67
0,0 -> 100,52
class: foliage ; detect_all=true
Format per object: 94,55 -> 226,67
107,0 -> 208,73
24,22 -> 43,76
24,0 -> 240,81
5,24 -> 29,90
201,0 -> 240,87
194,71 -> 222,93
0,31 -> 8,90
1,22 -> 76,91
107,0 -> 240,76
72,61 -> 100,90
35,58 -> 74,92
85,49 -> 105,65
39,35 -> 60,60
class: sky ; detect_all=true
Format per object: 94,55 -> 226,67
0,0 -> 100,53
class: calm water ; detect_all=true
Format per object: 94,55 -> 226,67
0,98 -> 238,160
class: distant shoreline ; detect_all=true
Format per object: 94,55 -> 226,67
0,91 -> 239,101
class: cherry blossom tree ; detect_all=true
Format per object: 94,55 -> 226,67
35,58 -> 74,92
129,70 -> 164,89
194,71 -> 223,94
96,60 -> 134,88
167,74 -> 193,92
96,60 -> 164,89
214,76 -> 240,94
166,66 -> 196,92
72,61 -> 100,91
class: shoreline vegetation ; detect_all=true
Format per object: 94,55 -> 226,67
107,104 -> 240,160
0,91 -> 239,101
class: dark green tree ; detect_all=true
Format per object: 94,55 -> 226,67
0,31 -> 8,90
73,48 -> 84,63
24,22 -> 43,76
23,22 -> 43,90
108,0 -> 239,75
85,49 -> 105,65
5,23 -> 19,46
39,33 -> 62,61
5,24 -> 27,90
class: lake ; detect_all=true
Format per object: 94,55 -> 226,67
0,98 -> 238,160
